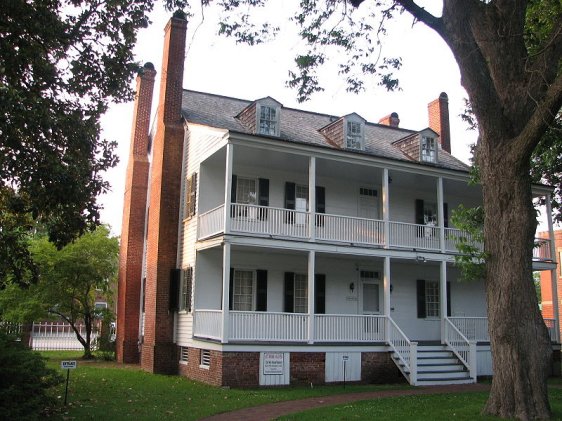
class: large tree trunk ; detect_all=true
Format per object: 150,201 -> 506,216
479,139 -> 552,420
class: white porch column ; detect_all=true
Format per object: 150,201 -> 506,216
223,143 -> 233,234
437,177 -> 445,252
384,256 -> 391,342
307,250 -> 316,344
309,156 -> 316,241
383,168 -> 390,248
221,242 -> 231,343
440,260 -> 447,344
545,193 -> 560,343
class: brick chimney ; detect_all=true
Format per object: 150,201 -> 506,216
378,112 -> 400,127
116,62 -> 156,364
428,92 -> 451,153
141,11 -> 187,374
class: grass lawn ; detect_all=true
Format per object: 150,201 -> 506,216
41,352 -> 562,420
276,389 -> 562,421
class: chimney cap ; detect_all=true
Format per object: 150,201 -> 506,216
439,92 -> 448,100
173,10 -> 188,20
390,112 -> 399,118
143,62 -> 155,70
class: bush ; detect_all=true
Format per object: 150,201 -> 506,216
0,332 -> 63,420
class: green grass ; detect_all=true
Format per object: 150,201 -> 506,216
276,389 -> 562,421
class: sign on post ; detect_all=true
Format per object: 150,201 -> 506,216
61,360 -> 77,405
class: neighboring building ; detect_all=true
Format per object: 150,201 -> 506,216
116,13 -> 560,387
539,230 -> 562,339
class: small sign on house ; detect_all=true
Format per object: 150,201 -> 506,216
263,352 -> 284,375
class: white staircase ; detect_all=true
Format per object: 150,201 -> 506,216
392,344 -> 475,386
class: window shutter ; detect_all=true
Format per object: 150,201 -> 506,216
182,267 -> 193,312
315,186 -> 325,227
285,182 -> 296,223
315,274 -> 326,314
415,199 -> 424,237
416,279 -> 426,318
258,178 -> 269,220
229,268 -> 234,311
446,281 -> 451,317
190,173 -> 197,216
256,270 -> 268,311
284,272 -> 295,313
230,175 -> 237,217
185,176 -> 192,218
443,203 -> 449,228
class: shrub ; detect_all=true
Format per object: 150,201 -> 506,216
0,332 -> 63,420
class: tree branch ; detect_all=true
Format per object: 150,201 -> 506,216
395,0 -> 443,34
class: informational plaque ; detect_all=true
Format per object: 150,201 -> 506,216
263,352 -> 284,375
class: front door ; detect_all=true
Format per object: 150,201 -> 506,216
361,270 -> 381,315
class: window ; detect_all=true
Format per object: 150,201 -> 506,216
294,274 -> 308,313
185,173 -> 197,218
295,184 -> 308,225
179,347 -> 189,364
233,270 -> 254,311
421,136 -> 437,163
94,302 -> 108,310
236,177 -> 257,205
259,105 -> 278,135
180,267 -> 193,312
200,349 -> 211,368
425,281 -> 440,318
346,121 -> 363,150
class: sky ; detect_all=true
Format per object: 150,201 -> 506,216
98,1 -> 479,234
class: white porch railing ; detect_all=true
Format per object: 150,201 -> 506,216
229,204 -> 310,239
193,310 -> 222,340
197,205 -> 225,239
316,214 -> 385,245
444,228 -> 482,253
448,317 -> 489,342
229,311 -> 308,342
387,317 -> 417,385
31,322 -> 98,351
314,314 -> 386,342
533,238 -> 552,262
544,318 -> 559,343
444,318 -> 477,380
388,221 -> 440,251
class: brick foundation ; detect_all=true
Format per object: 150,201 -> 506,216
361,352 -> 405,384
290,352 -> 325,385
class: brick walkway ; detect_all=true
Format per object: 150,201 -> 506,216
199,383 -> 490,421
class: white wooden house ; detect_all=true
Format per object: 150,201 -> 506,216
116,13 -> 560,388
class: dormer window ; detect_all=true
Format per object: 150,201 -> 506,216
421,136 -> 437,163
259,105 -> 278,136
346,121 -> 363,149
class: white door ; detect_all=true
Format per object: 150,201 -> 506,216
362,282 -> 381,314
358,187 -> 378,219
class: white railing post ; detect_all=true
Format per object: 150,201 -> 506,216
384,256 -> 391,343
409,341 -> 418,385
221,243 -> 231,343
437,177 -> 445,253
469,340 -> 478,380
307,250 -> 315,344
383,168 -> 390,248
309,156 -> 316,241
440,261 -> 447,344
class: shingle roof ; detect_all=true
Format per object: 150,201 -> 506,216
181,90 -> 469,172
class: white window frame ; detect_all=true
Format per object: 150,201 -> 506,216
421,136 -> 438,163
345,120 -> 364,150
258,104 -> 280,136
233,269 -> 256,311
425,280 -> 440,318
293,273 -> 308,314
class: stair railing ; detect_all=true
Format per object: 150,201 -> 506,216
387,317 -> 417,385
444,317 -> 477,380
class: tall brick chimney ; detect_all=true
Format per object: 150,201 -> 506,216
378,112 -> 400,128
141,11 -> 187,374
428,92 -> 451,153
116,62 -> 156,364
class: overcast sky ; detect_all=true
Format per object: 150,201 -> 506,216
98,1 -> 479,234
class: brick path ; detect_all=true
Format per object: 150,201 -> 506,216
199,383 -> 490,421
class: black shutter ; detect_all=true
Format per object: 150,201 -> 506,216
169,269 -> 181,311
315,186 -> 325,227
256,270 -> 268,311
229,268 -> 234,311
258,178 -> 269,220
230,175 -> 237,217
190,173 -> 197,216
443,203 -> 449,228
446,281 -> 451,317
185,176 -> 192,218
185,267 -> 193,312
284,272 -> 295,313
415,199 -> 424,237
285,182 -> 296,223
315,274 -> 326,314
416,279 -> 426,318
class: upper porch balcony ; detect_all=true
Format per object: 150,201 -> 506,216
197,203 -> 553,261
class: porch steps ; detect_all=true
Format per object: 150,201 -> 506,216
392,345 -> 475,386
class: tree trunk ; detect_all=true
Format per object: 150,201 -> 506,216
479,140 -> 552,420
